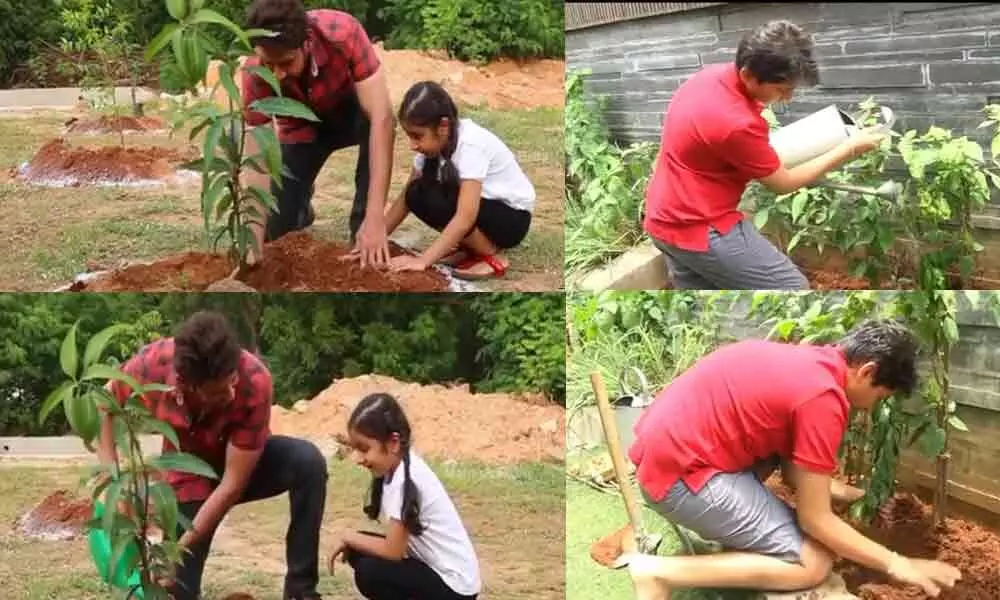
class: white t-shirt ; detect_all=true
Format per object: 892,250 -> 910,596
413,118 -> 536,212
381,450 -> 482,596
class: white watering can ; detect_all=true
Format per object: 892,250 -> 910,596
769,105 -> 901,200
611,366 -> 654,453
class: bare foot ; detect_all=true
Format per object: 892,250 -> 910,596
452,253 -> 509,280
626,553 -> 672,600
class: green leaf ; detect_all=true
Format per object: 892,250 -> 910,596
150,482 -> 179,540
60,321 -> 80,379
943,316 -> 960,344
82,324 -> 129,369
217,62 -> 242,108
166,0 -> 188,21
103,481 -> 121,532
249,97 -> 320,122
82,364 -> 141,392
245,65 -> 282,96
787,230 -> 804,253
142,419 -> 180,449
948,415 -> 969,432
251,125 -> 282,181
753,207 -> 770,230
109,531 -> 137,583
917,424 -> 947,457
992,135 -> 1000,160
150,452 -> 219,479
791,191 -> 809,223
145,23 -> 179,62
39,381 -> 75,425
247,185 -> 279,213
65,391 -> 99,445
189,9 -> 248,44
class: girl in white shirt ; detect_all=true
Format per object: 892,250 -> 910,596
384,81 -> 536,280
329,393 -> 482,600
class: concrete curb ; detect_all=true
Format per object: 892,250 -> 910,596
0,435 -> 162,459
575,241 -> 668,291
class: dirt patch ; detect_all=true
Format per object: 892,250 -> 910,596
806,268 -> 873,290
66,115 -> 167,134
270,374 -> 565,464
374,44 -> 564,110
15,490 -> 93,541
590,523 -> 633,567
18,138 -> 194,186
838,493 -> 1000,600
220,594 -> 258,600
73,231 -> 451,292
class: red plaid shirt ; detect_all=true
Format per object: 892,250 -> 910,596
110,338 -> 272,503
241,9 -> 381,144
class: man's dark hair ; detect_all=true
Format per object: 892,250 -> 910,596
838,319 -> 918,396
735,20 -> 819,86
247,0 -> 309,50
174,311 -> 242,384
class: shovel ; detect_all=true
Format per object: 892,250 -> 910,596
590,371 -> 663,568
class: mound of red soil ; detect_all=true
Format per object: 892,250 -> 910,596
839,493 -> 1000,599
66,115 -> 167,134
15,490 -> 93,540
590,523 -> 633,567
75,231 -> 450,292
19,138 -> 193,185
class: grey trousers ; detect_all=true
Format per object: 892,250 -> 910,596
653,220 -> 810,290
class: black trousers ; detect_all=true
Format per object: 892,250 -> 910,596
345,532 -> 478,600
404,178 -> 531,250
170,436 -> 328,600
266,94 -> 371,245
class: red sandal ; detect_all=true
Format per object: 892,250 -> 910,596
452,254 -> 508,280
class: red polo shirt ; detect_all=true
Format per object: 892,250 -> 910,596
628,340 -> 850,502
643,63 -> 782,252
241,9 -> 381,144
109,338 -> 272,503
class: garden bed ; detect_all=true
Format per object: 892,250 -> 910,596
16,138 -> 195,187
65,231 -> 467,292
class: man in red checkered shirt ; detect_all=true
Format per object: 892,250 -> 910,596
96,311 -> 329,600
240,0 -> 395,268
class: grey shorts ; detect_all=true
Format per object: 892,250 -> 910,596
653,219 -> 810,290
642,466 -> 805,563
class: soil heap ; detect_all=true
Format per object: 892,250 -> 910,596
15,490 -> 93,541
270,374 -> 565,464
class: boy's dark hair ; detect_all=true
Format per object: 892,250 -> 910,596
838,319 -> 918,396
173,311 -> 242,384
247,0 -> 309,50
736,20 -> 819,86
398,81 -> 461,190
349,393 -> 424,535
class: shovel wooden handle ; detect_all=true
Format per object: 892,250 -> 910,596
590,371 -> 644,535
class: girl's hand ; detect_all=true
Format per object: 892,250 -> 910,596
389,255 -> 430,272
328,534 -> 349,574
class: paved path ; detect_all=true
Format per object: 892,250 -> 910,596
0,86 -> 159,111
0,435 -> 162,460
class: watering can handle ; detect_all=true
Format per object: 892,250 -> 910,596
619,366 -> 650,399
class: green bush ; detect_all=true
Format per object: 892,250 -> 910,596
0,0 -> 63,85
381,0 -> 563,62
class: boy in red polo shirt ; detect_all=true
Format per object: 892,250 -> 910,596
96,311 -> 329,600
240,0 -> 395,269
643,20 -> 887,289
623,320 -> 962,599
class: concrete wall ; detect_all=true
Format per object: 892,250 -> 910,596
568,292 -> 1000,517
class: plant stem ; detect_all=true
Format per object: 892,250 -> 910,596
123,412 -> 154,590
934,334 -> 952,526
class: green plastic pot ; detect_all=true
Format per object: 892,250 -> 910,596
88,500 -> 144,599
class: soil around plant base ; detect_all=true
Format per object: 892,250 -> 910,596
18,138 -> 195,186
15,490 -> 93,541
65,115 -> 168,134
73,231 -> 451,292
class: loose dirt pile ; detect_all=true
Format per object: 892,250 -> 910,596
271,374 -> 565,464
18,138 -> 195,186
74,232 -> 450,292
66,115 -> 168,135
839,493 -> 1000,600
375,44 -> 564,110
15,490 -> 93,541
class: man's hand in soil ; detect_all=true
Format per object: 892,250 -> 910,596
327,533 -> 349,574
389,254 -> 430,272
355,212 -> 391,268
887,553 -> 962,597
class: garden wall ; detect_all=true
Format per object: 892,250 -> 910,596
566,2 -> 1000,271
568,292 -> 1000,520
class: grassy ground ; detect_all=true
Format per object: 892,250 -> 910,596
0,456 -> 564,600
0,102 -> 563,291
565,449 -> 756,600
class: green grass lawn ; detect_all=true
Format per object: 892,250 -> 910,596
0,456 -> 564,600
566,449 -> 758,600
0,102 -> 563,291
